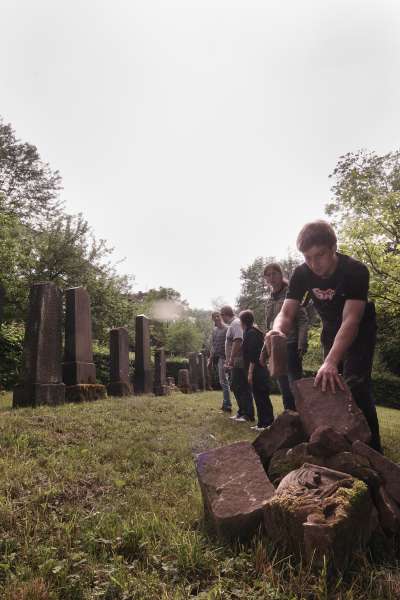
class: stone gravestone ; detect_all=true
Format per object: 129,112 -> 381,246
153,348 -> 168,396
13,282 -> 65,407
188,352 -> 199,392
197,352 -> 206,391
133,315 -> 153,394
63,287 -> 106,402
269,334 -> 288,378
292,378 -> 371,444
204,354 -> 213,391
107,327 -> 132,397
178,368 -> 190,393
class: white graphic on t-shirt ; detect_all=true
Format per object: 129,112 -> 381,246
312,288 -> 336,301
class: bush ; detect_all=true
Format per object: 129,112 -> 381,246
372,372 -> 400,408
0,323 -> 24,389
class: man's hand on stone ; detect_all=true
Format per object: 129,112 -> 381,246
314,361 -> 345,393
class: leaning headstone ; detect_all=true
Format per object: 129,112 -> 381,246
195,441 -> 275,541
292,378 -> 371,444
352,440 -> 400,504
13,282 -> 65,407
178,369 -> 190,393
153,348 -> 168,396
269,334 -> 288,378
197,352 -> 206,391
188,352 -> 199,392
107,327 -> 132,397
263,463 -> 377,570
63,287 -> 106,402
133,315 -> 153,394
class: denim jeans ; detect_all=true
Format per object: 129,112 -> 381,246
231,367 -> 255,420
217,357 -> 232,409
277,342 -> 303,411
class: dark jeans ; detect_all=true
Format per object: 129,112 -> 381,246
277,342 -> 303,411
252,367 -> 274,427
231,367 -> 255,421
322,320 -> 382,453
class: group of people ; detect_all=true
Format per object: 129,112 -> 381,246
208,220 -> 382,452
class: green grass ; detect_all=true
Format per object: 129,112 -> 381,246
0,391 -> 399,599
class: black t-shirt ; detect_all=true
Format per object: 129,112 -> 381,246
286,253 -> 375,327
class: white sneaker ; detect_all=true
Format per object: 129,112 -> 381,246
229,414 -> 240,420
234,416 -> 248,423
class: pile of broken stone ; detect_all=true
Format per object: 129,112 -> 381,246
195,378 -> 400,570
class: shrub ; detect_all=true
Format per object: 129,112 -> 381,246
0,323 -> 24,389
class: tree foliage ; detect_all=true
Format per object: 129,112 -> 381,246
165,319 -> 203,356
327,150 -> 400,317
0,119 -> 62,225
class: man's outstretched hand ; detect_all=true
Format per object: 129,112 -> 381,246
314,360 -> 345,393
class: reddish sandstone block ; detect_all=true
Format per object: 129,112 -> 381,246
292,378 -> 371,444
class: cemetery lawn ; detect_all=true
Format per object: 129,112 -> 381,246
0,392 -> 399,600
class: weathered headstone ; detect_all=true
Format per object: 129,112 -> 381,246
253,410 -> 307,468
153,348 -> 168,396
188,352 -> 199,392
292,378 -> 371,444
63,287 -> 106,402
107,327 -> 132,397
197,352 -> 206,391
375,486 -> 400,535
13,282 -> 65,407
308,426 -> 351,458
195,441 -> 275,541
264,463 -> 377,570
178,368 -> 190,393
352,440 -> 400,504
269,334 -> 288,378
133,315 -> 153,394
204,355 -> 213,391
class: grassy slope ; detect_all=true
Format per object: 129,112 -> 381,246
0,391 -> 399,600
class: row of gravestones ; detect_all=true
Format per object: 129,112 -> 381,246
12,282 -> 213,408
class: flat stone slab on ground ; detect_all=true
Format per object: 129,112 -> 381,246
195,441 -> 275,541
65,384 -> 107,403
292,378 -> 371,444
264,463 -> 376,570
253,410 -> 307,468
352,441 -> 400,504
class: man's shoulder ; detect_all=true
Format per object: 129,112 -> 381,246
339,253 -> 369,277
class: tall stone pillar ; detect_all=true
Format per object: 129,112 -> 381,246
108,327 -> 132,397
153,348 -> 168,396
13,282 -> 65,407
134,315 -> 153,394
188,352 -> 199,392
63,287 -> 106,402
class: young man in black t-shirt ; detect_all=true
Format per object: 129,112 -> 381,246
266,220 -> 382,452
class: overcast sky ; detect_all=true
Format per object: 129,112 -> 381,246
1,0 -> 400,309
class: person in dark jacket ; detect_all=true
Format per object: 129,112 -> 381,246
240,309 -> 274,431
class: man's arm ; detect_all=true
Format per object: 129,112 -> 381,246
226,338 -> 242,367
314,299 -> 366,392
264,299 -> 300,353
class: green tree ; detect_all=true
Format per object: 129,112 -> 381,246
0,118 -> 62,225
327,150 -> 400,316
165,319 -> 203,356
327,149 -> 400,374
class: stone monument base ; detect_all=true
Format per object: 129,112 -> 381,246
13,383 -> 65,408
63,362 -> 97,386
107,381 -> 132,397
65,384 -> 107,403
154,384 -> 169,396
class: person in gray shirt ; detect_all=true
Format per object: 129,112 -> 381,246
221,305 -> 255,422
208,312 -> 232,412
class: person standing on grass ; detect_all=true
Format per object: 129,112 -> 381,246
260,262 -> 309,410
265,220 -> 382,453
240,309 -> 274,431
207,311 -> 232,412
220,305 -> 255,423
